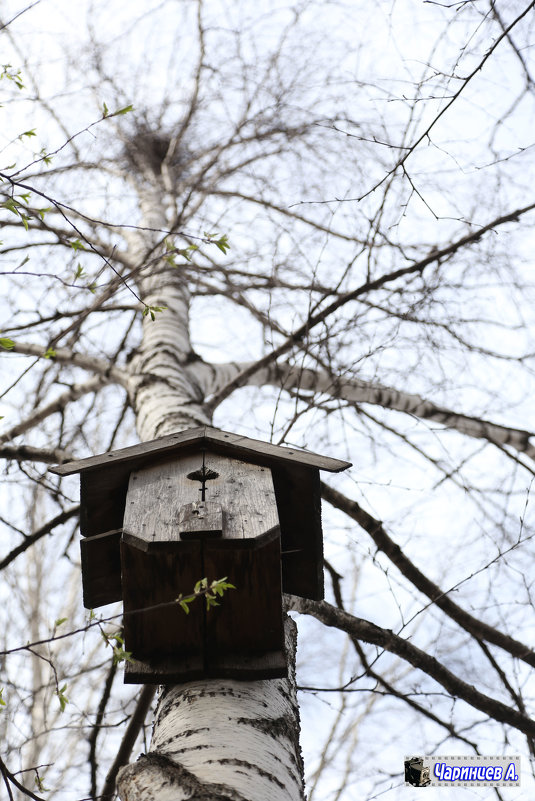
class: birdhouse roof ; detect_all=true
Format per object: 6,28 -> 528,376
51,427 -> 350,605
50,425 -> 351,477
49,427 -> 350,543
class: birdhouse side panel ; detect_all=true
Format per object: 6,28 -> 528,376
80,529 -> 122,608
272,464 -> 324,600
80,471 -> 128,537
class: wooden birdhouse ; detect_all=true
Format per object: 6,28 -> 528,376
50,427 -> 350,683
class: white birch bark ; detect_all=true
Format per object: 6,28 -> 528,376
124,192 -> 210,440
117,192 -> 306,801
190,359 -> 535,461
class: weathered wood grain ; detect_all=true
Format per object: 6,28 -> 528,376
178,501 -> 223,538
122,451 -> 278,543
204,529 -> 284,658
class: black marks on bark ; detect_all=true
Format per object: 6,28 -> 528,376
211,758 -> 287,791
156,727 -> 211,750
236,714 -> 291,739
118,752 -> 250,801
235,714 -> 304,777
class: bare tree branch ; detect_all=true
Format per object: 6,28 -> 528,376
320,481 -> 535,668
8,342 -> 128,384
0,376 -> 114,444
323,561 -> 480,750
0,444 -> 73,464
194,359 -> 535,463
204,202 -> 535,412
100,686 -> 156,801
286,594 -> 535,738
0,506 -> 79,571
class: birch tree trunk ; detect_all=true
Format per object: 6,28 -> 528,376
116,196 -> 306,801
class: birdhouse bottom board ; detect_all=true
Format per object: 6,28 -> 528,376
121,527 -> 286,683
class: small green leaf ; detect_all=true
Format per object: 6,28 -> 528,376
102,103 -> 134,119
0,337 -> 14,350
203,232 -> 230,255
179,599 -> 191,614
57,685 -> 69,712
142,304 -> 166,321
211,577 -> 236,597
177,592 -> 196,614
34,774 -> 50,792
44,347 -> 56,359
2,198 -> 19,216
70,238 -> 86,252
177,245 -> 199,262
177,576 -> 235,615
74,263 -> 86,280
205,594 -> 220,611
0,688 -> 6,708
99,629 -> 132,663
39,148 -> 52,166
106,632 -> 132,664
1,65 -> 24,90
55,617 -> 68,627
214,234 -> 230,254
112,643 -> 133,664
19,129 -> 36,139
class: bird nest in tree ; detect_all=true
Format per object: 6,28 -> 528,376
123,123 -> 187,178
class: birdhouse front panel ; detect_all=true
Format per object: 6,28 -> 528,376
121,535 -> 204,674
120,450 -> 285,682
203,529 -> 285,676
122,451 -> 279,542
